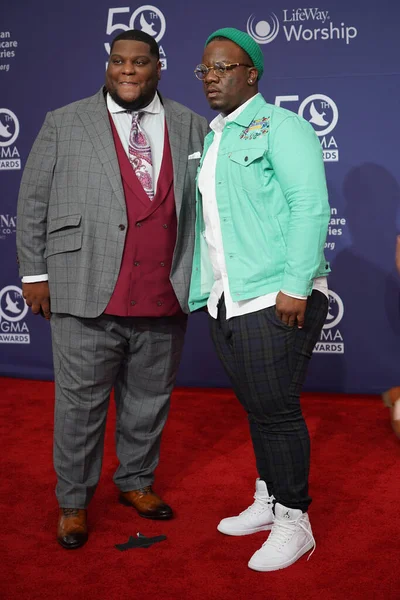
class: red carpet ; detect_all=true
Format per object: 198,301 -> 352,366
1,378 -> 399,599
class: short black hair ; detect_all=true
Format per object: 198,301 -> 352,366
110,29 -> 160,59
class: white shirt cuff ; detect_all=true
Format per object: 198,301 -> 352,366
280,289 -> 307,301
22,274 -> 49,283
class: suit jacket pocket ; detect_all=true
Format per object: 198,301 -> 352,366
48,213 -> 81,234
45,214 -> 82,258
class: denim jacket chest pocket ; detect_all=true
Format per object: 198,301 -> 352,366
226,147 -> 266,192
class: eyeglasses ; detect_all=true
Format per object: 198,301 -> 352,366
194,62 -> 252,80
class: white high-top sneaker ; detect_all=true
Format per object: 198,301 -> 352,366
217,479 -> 274,536
248,502 -> 315,571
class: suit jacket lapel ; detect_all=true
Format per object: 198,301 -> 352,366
163,96 -> 190,221
77,88 -> 126,212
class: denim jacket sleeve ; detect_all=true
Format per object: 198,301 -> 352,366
269,114 -> 330,296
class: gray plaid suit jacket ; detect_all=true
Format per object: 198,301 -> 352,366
16,87 -> 209,317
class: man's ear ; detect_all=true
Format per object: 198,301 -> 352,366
247,67 -> 259,85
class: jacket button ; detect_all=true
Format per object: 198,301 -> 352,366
136,222 -> 142,227
134,261 -> 140,266
118,224 -> 126,230
130,300 -> 136,306
160,261 -> 165,267
157,301 -> 163,306
162,224 -> 168,229
244,156 -> 248,162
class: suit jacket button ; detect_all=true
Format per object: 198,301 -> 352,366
130,300 -> 136,306
119,224 -> 126,230
134,261 -> 140,266
162,224 -> 168,229
160,262 -> 165,267
157,301 -> 163,306
136,222 -> 142,227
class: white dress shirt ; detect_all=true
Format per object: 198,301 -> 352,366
22,92 -> 165,284
198,94 -> 328,320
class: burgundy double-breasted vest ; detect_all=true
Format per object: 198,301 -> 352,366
104,116 -> 182,317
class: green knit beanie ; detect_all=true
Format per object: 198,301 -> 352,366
205,27 -> 264,80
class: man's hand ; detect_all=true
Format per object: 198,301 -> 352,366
22,282 -> 51,320
396,235 -> 400,275
275,291 -> 307,328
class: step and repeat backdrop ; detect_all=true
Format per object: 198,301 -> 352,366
1,1 -> 399,392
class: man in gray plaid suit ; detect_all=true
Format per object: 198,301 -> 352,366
16,30 -> 208,549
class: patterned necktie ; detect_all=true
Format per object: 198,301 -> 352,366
128,112 -> 154,200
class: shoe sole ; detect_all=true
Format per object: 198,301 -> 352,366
119,496 -> 173,520
57,536 -> 88,550
217,523 -> 273,536
248,540 -> 314,571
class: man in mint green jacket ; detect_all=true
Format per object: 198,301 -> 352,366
189,28 -> 330,572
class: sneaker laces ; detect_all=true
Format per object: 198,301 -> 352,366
240,493 -> 275,517
263,514 -> 316,560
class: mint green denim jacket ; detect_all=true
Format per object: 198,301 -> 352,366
188,94 -> 331,311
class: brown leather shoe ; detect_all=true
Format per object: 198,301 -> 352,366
119,486 -> 173,520
57,508 -> 88,549
382,387 -> 400,438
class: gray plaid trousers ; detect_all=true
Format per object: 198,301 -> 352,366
51,312 -> 187,508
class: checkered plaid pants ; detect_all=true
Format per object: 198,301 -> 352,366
209,290 -> 328,512
51,313 -> 187,508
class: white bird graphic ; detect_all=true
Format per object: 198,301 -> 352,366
309,102 -> 329,127
326,306 -> 335,320
140,13 -> 157,36
0,121 -> 12,138
5,292 -> 21,314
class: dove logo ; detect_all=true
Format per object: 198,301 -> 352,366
5,293 -> 20,314
0,285 -> 30,344
308,102 -> 329,128
0,109 -> 19,147
130,6 -> 166,43
0,120 -> 12,139
299,94 -> 339,162
314,290 -> 344,354
0,108 -> 21,170
247,13 -> 280,44
275,93 -> 339,162
298,95 -> 338,137
323,291 -> 344,330
0,286 -> 28,322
